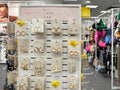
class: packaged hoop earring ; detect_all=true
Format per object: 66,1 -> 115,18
51,65 -> 56,71
68,46 -> 79,57
57,66 -> 62,71
51,58 -> 62,72
33,40 -> 45,53
16,31 -> 20,36
68,20 -> 79,35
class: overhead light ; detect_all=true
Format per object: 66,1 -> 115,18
91,17 -> 96,18
100,11 -> 106,13
64,0 -> 77,1
84,0 -> 91,4
100,10 -> 111,13
86,5 -> 98,8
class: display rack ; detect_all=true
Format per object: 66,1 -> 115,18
95,8 -> 120,89
15,5 -> 81,90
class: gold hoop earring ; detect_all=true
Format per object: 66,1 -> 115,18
21,31 -> 26,36
16,31 -> 20,36
51,66 -> 56,71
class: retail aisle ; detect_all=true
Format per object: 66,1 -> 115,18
0,63 -> 7,90
83,64 -> 111,90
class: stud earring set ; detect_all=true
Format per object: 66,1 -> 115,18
51,59 -> 62,72
51,65 -> 62,72
52,27 -> 61,35
16,30 -> 26,36
69,50 -> 79,57
51,47 -> 61,53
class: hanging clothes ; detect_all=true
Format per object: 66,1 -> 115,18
117,43 -> 120,83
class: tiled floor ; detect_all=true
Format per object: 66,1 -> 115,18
83,65 -> 111,90
0,63 -> 7,90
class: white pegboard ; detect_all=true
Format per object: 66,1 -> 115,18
17,5 -> 81,90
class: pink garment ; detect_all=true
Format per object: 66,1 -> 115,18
102,30 -> 106,38
94,31 -> 102,42
98,40 -> 106,48
85,44 -> 91,52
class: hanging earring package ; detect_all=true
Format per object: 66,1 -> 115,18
34,77 -> 45,90
6,37 -> 17,51
68,39 -> 79,57
15,20 -> 28,37
7,70 -> 18,85
32,19 -> 45,34
68,59 -> 77,73
68,76 -> 78,89
7,22 -> 15,35
33,39 -> 45,53
68,47 -> 79,57
17,75 -> 30,90
68,20 -> 79,35
51,39 -> 62,54
15,24 -> 27,37
51,19 -> 62,35
18,39 -> 29,54
32,57 -> 45,76
51,57 -> 62,72
7,52 -> 18,68
20,57 -> 30,70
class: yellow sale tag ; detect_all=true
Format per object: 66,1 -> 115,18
82,7 -> 91,18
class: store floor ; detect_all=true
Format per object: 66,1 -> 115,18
83,64 -> 111,90
0,63 -> 7,90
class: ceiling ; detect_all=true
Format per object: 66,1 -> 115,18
63,0 -> 120,17
0,0 -> 120,17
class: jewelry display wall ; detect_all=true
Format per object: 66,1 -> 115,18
16,5 -> 81,90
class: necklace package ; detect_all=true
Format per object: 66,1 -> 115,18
34,77 -> 45,90
68,20 -> 79,35
68,59 -> 77,73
